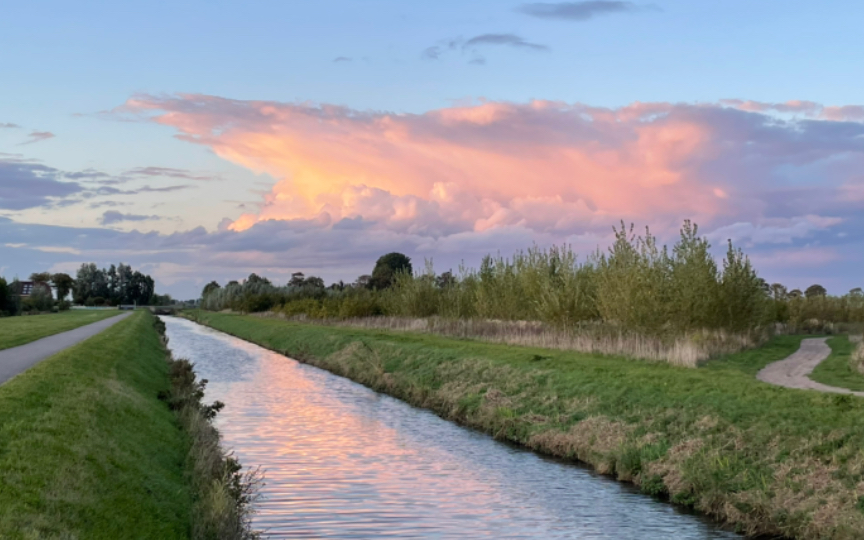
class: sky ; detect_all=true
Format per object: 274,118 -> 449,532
1,0 -> 863,299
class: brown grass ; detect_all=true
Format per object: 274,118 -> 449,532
256,312 -> 762,367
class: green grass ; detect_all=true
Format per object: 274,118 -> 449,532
0,309 -> 122,350
0,311 -> 191,539
186,310 -> 864,539
809,335 -> 864,391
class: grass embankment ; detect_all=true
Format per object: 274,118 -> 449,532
0,309 -> 121,350
0,311 -> 190,538
187,309 -> 864,540
810,336 -> 864,392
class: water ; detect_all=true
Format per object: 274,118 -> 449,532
163,317 -> 742,539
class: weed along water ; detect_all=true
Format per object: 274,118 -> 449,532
162,316 -> 740,539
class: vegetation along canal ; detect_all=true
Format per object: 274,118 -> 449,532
162,316 -> 741,539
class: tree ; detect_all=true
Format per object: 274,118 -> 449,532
850,288 -> 863,298
303,276 -> 325,288
288,272 -> 306,287
0,277 -> 9,314
770,283 -> 788,301
246,273 -> 271,285
202,281 -> 221,298
29,272 -> 52,284
436,270 -> 456,289
29,285 -> 54,312
51,273 -> 75,302
371,252 -> 412,289
789,289 -> 803,299
805,284 -> 827,299
354,275 -> 372,289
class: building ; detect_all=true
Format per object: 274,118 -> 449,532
13,281 -> 52,298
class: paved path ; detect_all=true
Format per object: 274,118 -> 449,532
0,312 -> 132,385
756,337 -> 864,396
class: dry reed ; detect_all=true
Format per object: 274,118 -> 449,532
258,312 -> 761,367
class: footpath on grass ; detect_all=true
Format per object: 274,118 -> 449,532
0,311 -> 191,538
0,312 -> 130,385
186,309 -> 864,540
758,337 -> 864,396
0,309 -> 122,351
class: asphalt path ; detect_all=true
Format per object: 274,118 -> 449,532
0,312 -> 132,386
756,337 -> 864,397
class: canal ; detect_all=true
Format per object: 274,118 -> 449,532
163,316 -> 741,539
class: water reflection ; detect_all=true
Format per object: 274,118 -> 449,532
163,317 -> 741,539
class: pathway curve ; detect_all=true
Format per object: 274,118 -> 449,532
756,337 -> 864,396
0,312 -> 132,385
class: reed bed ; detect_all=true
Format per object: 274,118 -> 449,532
258,312 -> 761,367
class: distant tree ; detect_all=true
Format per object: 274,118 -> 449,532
436,270 -> 456,289
303,276 -> 325,288
850,288 -> 863,298
246,273 -> 271,285
202,281 -> 221,298
805,284 -> 827,299
227,280 -> 240,287
288,272 -> 306,287
0,277 -> 9,314
29,272 -> 52,284
770,283 -> 788,301
371,252 -> 412,289
789,289 -> 803,299
354,275 -> 372,289
30,286 -> 54,312
51,273 -> 75,302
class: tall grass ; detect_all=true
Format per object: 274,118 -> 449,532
852,335 -> 864,375
260,312 -> 759,367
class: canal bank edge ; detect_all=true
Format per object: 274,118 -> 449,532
183,310 -> 864,540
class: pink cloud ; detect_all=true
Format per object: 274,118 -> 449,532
118,95 -> 864,251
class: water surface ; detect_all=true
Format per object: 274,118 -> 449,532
163,317 -> 742,539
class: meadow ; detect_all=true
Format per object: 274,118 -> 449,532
0,309 -> 121,350
187,310 -> 864,540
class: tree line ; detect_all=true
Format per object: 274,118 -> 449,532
0,263 -> 167,316
199,221 -> 864,336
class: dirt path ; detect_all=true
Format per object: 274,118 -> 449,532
757,337 -> 864,396
0,312 -> 132,386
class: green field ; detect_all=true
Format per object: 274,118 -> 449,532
0,309 -> 122,350
0,311 -> 191,539
809,335 -> 864,392
186,310 -> 864,540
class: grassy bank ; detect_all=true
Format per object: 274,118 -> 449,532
809,336 -> 864,391
0,309 -> 121,350
0,311 -> 191,538
187,309 -> 864,540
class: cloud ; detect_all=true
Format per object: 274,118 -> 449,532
463,33 -> 548,51
333,56 -> 352,63
422,35 -> 546,62
517,1 -> 650,21
125,166 -> 222,182
0,123 -> 20,129
18,130 -> 55,145
100,210 -> 162,225
0,158 -> 83,210
4,93 -> 858,298
117,94 -> 864,240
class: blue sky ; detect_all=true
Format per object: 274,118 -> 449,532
2,1 -> 863,298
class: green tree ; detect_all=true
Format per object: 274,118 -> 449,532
371,253 -> 413,289
805,284 -> 827,299
0,277 -> 9,315
29,272 -> 52,284
201,281 -> 221,298
51,273 -> 75,302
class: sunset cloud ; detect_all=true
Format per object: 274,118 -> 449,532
19,130 -> 55,145
119,95 -> 864,240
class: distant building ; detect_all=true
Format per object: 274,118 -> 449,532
12,281 -> 52,298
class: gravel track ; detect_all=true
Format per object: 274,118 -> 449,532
756,337 -> 864,397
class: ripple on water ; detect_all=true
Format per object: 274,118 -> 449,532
163,317 -> 742,539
